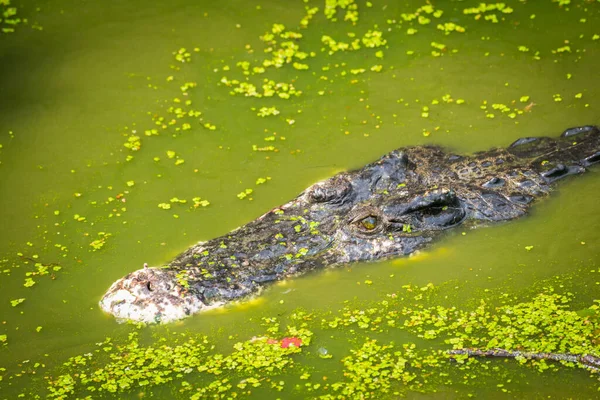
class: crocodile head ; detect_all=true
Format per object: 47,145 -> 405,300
100,150 -> 461,323
100,125 -> 600,323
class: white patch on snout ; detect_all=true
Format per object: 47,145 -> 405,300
103,289 -> 136,306
99,267 -> 205,324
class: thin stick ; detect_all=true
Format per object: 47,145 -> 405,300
447,348 -> 600,372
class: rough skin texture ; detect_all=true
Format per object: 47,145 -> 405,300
100,125 -> 600,324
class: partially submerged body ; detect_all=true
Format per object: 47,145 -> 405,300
100,125 -> 600,323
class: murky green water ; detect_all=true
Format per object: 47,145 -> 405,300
1,0 -> 600,398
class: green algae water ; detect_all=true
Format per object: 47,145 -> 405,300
1,0 -> 600,398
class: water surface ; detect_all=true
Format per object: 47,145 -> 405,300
1,0 -> 599,398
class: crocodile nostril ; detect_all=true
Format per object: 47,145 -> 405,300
147,282 -> 154,292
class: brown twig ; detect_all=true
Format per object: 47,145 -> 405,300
19,256 -> 60,267
448,348 -> 600,372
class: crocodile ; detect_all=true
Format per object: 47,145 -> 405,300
100,125 -> 600,324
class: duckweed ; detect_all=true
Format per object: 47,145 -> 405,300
89,232 -> 111,251
31,285 -> 600,399
9,298 -> 25,307
255,177 -> 271,185
46,327 -> 312,399
324,0 -> 359,24
192,197 -> 210,208
437,22 -> 466,35
174,48 -> 192,63
123,135 -> 141,151
256,106 -> 280,117
23,277 -> 35,287
0,0 -> 24,34
237,189 -> 253,200
463,3 -> 514,20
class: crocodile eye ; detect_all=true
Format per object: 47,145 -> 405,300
349,208 -> 384,235
359,215 -> 378,231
